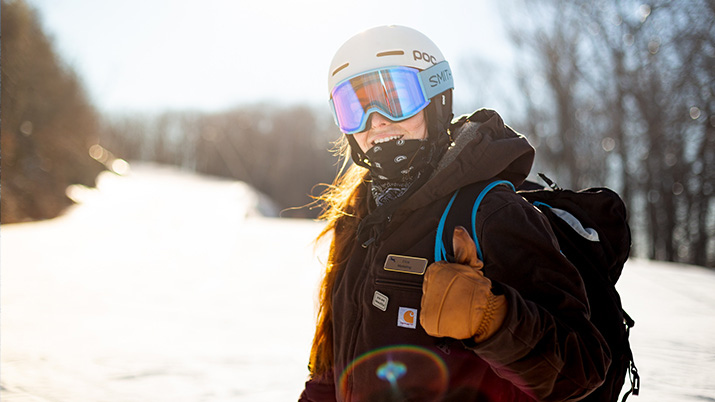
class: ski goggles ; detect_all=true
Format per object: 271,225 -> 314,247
330,61 -> 453,134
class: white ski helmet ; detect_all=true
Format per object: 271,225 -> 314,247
328,25 -> 449,95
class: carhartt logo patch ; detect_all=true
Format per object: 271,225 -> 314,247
397,307 -> 417,329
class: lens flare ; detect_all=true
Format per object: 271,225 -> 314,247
376,360 -> 407,384
339,345 -> 448,401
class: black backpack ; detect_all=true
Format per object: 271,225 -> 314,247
434,174 -> 640,402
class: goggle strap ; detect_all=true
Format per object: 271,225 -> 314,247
329,98 -> 338,125
419,61 -> 454,99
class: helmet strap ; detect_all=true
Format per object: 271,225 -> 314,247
427,90 -> 453,140
346,135 -> 371,169
423,90 -> 454,166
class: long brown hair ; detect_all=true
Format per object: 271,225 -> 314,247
309,138 -> 369,379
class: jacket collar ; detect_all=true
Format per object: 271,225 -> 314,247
397,109 -> 535,214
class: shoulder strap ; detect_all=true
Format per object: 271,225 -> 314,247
469,180 -> 515,261
434,189 -> 461,262
435,180 -> 515,262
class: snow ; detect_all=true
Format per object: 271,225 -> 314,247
2,164 -> 714,401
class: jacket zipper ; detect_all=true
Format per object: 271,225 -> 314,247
345,227 -> 380,399
374,278 -> 423,291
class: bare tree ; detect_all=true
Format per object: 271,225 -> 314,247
502,0 -> 608,188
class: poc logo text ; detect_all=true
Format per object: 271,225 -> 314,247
413,50 -> 437,65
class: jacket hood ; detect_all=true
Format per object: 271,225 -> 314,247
404,109 -> 535,211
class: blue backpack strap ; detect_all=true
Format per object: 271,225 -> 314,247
434,180 -> 515,262
470,180 -> 515,261
435,189 -> 460,262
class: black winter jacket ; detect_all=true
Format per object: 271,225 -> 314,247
301,109 -> 610,401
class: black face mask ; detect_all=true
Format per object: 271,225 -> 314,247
362,138 -> 430,181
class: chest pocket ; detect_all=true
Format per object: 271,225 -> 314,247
374,257 -> 425,294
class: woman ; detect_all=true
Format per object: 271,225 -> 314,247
300,25 -> 610,401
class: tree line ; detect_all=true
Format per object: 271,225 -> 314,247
100,105 -> 341,218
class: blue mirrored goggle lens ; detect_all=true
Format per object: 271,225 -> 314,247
331,67 -> 429,134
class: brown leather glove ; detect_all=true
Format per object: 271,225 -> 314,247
420,226 -> 508,342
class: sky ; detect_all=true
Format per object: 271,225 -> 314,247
26,0 -> 514,115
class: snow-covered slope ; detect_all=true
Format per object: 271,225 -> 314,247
2,165 -> 714,401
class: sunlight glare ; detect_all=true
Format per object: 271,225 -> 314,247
111,159 -> 131,175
